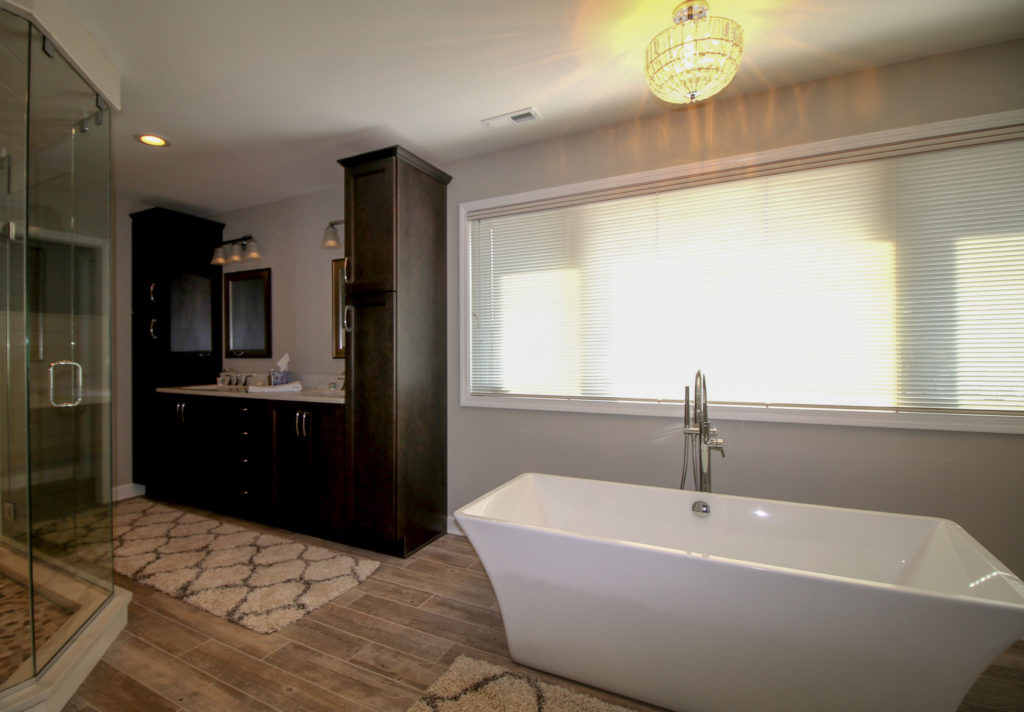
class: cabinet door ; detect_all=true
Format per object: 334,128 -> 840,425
131,208 -> 223,384
272,403 -> 313,529
344,155 -> 395,293
345,292 -> 397,546
152,394 -> 219,506
309,404 -> 347,534
272,403 -> 347,535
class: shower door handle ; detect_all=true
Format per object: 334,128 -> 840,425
49,360 -> 83,408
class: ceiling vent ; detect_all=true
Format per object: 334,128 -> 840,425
481,107 -> 542,129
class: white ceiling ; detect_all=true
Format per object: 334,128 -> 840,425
65,0 -> 1024,217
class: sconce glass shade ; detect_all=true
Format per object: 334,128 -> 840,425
645,1 -> 743,105
210,246 -> 227,265
228,242 -> 244,262
244,238 -> 262,260
321,223 -> 341,249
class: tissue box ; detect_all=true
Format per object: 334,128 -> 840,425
271,371 -> 290,385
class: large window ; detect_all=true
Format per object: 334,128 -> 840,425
462,117 -> 1024,432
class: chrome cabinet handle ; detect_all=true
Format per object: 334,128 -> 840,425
149,318 -> 158,340
343,305 -> 354,333
48,360 -> 83,408
302,411 -> 310,438
343,256 -> 352,284
295,410 -> 301,438
149,282 -> 156,302
180,401 -> 186,423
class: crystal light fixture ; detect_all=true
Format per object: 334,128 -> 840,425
644,1 -> 743,105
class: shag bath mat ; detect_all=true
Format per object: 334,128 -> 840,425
113,498 -> 379,633
408,656 -> 642,712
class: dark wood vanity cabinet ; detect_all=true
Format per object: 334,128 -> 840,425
132,208 -> 224,489
150,393 -> 346,537
339,146 -> 451,557
151,394 -> 272,517
271,403 -> 347,536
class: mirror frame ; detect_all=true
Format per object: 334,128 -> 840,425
332,258 -> 346,358
224,267 -> 271,358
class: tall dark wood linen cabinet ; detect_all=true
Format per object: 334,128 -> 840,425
339,146 -> 452,557
131,208 -> 224,495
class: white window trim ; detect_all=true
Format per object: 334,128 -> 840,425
458,108 -> 1024,435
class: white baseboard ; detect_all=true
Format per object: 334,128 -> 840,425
447,515 -> 464,536
112,483 -> 145,501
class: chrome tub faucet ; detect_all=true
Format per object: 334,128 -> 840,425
681,369 -> 725,492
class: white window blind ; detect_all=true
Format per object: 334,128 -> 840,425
467,136 -> 1024,416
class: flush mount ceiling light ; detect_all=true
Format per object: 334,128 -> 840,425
134,133 -> 169,147
211,235 -> 261,265
644,1 -> 743,105
321,219 -> 343,249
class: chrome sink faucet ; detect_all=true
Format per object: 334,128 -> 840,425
681,369 -> 725,492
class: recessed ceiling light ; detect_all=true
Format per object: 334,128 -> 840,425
135,133 -> 169,147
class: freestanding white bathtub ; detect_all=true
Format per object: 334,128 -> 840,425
455,473 -> 1024,712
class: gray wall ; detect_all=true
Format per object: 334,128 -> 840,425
443,39 -> 1024,574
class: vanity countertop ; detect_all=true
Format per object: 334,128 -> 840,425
157,385 -> 345,405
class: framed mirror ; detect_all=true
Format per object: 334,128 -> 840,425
332,258 -> 346,358
224,268 -> 271,357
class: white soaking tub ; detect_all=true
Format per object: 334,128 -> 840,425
455,473 -> 1024,712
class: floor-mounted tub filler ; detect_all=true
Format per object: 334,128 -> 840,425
455,473 -> 1024,712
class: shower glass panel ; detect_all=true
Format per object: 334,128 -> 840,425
0,6 -> 32,691
0,7 -> 112,693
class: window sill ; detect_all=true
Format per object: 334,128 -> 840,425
461,394 -> 1024,435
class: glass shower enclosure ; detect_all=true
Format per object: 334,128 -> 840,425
0,6 -> 113,694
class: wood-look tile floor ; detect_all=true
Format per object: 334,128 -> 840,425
62,504 -> 1024,712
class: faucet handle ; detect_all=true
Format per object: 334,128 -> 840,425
709,436 -> 725,458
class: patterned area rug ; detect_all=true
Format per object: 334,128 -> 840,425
113,499 -> 379,633
409,656 -> 641,712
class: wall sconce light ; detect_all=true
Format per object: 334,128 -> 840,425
321,220 -> 343,249
211,235 -> 262,265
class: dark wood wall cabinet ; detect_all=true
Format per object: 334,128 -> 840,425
132,208 -> 224,492
340,146 -> 451,557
